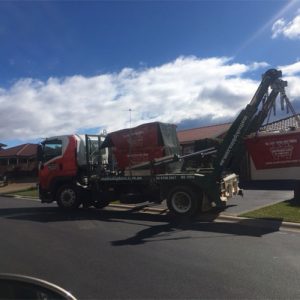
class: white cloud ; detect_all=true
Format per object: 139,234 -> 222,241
0,56 -> 294,143
285,76 -> 300,99
276,61 -> 300,108
248,62 -> 270,71
272,14 -> 300,39
279,61 -> 300,75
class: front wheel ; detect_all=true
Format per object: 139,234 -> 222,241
167,186 -> 199,217
56,185 -> 81,209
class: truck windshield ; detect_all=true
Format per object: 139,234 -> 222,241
42,139 -> 62,162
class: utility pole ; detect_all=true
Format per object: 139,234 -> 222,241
128,108 -> 134,177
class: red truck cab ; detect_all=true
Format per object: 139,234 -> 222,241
38,133 -> 107,208
38,135 -> 78,204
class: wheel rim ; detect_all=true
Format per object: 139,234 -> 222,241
171,191 -> 192,213
60,188 -> 76,207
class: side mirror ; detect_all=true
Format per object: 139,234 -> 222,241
37,145 -> 43,162
0,274 -> 77,300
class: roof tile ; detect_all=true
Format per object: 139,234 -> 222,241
177,123 -> 231,143
0,144 -> 38,158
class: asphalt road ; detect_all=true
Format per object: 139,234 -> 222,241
1,196 -> 300,299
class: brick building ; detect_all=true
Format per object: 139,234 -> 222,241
177,122 -> 231,154
0,144 -> 38,178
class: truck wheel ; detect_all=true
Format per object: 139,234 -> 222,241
167,186 -> 199,217
92,191 -> 111,209
94,198 -> 110,209
56,185 -> 81,209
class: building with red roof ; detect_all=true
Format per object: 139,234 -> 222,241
0,144 -> 38,178
177,122 -> 231,154
0,143 -> 7,150
177,114 -> 300,154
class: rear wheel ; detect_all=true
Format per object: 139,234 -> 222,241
56,185 -> 81,209
167,186 -> 199,217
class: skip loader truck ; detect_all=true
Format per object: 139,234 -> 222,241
38,69 -> 294,217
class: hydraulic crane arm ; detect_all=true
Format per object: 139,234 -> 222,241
212,69 -> 285,178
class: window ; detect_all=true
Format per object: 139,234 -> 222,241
20,159 -> 28,164
43,140 -> 62,162
0,159 -> 7,166
9,158 -> 17,165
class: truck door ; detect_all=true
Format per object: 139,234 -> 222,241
39,136 -> 77,190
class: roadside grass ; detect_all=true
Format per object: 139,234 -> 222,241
240,199 -> 300,223
8,187 -> 38,198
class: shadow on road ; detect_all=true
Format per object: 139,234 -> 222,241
0,205 -> 283,243
110,216 -> 283,246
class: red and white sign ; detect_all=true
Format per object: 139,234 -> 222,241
245,131 -> 300,170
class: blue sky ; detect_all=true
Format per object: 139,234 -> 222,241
1,1 -> 300,147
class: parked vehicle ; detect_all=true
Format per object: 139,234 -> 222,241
38,69 -> 295,216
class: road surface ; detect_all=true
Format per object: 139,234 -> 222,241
0,196 -> 300,299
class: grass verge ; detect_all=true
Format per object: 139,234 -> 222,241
240,199 -> 300,223
8,187 -> 38,198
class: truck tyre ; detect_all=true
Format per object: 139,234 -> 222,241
167,186 -> 199,217
92,191 -> 112,209
94,198 -> 110,209
56,185 -> 81,209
